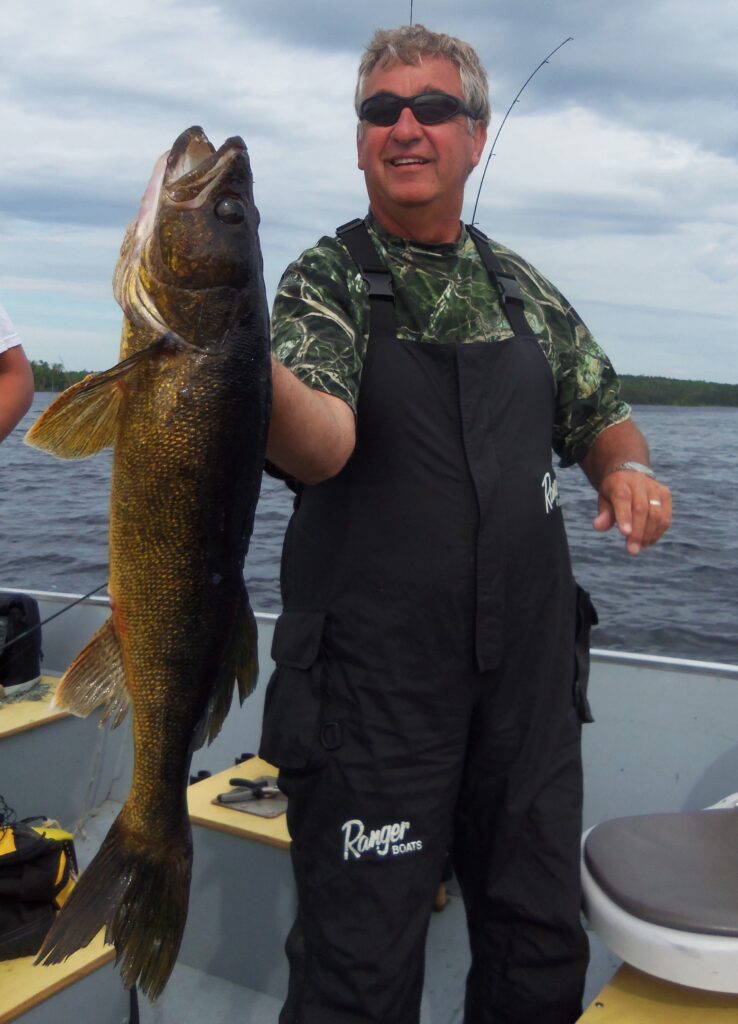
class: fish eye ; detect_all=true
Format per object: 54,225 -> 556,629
214,197 -> 246,224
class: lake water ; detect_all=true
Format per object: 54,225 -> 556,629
1,396 -> 736,665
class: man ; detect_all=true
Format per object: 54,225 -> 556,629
261,24 -> 671,1024
0,301 -> 33,442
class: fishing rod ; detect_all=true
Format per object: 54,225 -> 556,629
0,582 -> 108,660
401,7 -> 571,221
471,36 -> 573,226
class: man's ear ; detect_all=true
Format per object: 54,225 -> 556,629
469,121 -> 487,173
357,122 -> 366,170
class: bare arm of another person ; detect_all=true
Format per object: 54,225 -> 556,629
0,346 -> 34,442
579,418 -> 672,556
267,357 -> 356,485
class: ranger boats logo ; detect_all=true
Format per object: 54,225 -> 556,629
341,818 -> 423,861
542,471 -> 561,514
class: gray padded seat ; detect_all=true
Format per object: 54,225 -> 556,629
584,808 -> 738,936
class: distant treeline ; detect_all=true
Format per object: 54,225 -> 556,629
31,361 -> 89,391
619,375 -> 738,407
30,362 -> 738,406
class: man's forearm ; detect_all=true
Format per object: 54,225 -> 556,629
0,348 -> 34,442
267,357 -> 356,485
579,418 -> 650,490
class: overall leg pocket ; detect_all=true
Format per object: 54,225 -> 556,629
573,583 -> 598,724
259,610 -> 332,773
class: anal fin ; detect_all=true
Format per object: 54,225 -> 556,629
235,594 -> 259,703
191,584 -> 259,750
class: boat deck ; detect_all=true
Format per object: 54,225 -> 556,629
4,761 -> 738,1023
0,933 -> 118,1024
0,676 -> 65,739
580,965 -> 738,1022
3,591 -> 738,1022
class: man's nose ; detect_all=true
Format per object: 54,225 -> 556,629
390,106 -> 424,140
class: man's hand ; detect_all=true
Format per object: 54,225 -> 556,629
579,418 -> 672,556
593,468 -> 672,555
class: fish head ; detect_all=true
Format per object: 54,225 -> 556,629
114,126 -> 265,346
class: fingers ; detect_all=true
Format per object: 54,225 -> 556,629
592,503 -> 615,533
641,486 -> 672,549
595,472 -> 672,555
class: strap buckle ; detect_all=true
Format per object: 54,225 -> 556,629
361,268 -> 394,300
496,272 -> 525,307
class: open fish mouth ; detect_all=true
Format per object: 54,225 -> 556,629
134,128 -> 248,237
163,126 -> 249,207
114,126 -> 252,332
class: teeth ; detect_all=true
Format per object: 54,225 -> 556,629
391,158 -> 426,166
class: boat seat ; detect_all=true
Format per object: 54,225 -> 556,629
581,792 -> 738,994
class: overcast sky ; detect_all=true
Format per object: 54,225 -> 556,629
1,0 -> 736,382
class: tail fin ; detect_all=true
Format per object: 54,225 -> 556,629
35,809 -> 191,999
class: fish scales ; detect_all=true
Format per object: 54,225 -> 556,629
25,127 -> 271,997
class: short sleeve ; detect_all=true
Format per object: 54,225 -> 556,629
495,251 -> 631,466
548,299 -> 631,466
271,238 -> 368,413
0,302 -> 21,354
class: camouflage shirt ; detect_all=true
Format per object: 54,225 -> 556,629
272,213 -> 630,466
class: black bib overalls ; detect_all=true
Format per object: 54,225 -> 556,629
260,221 -> 594,1024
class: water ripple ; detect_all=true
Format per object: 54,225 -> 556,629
2,397 -> 736,664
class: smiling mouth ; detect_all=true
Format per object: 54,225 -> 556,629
388,157 -> 430,167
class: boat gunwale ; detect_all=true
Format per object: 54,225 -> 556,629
2,588 -> 735,677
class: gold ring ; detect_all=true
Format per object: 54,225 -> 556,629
649,499 -> 662,507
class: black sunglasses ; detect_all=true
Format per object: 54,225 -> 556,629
358,91 -> 479,127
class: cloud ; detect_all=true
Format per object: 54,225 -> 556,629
0,1 -> 735,381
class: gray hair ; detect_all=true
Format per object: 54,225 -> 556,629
355,24 -> 491,129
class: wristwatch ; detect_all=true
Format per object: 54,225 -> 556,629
606,461 -> 655,478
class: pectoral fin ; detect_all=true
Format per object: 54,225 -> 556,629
25,368 -> 125,458
53,616 -> 130,727
25,332 -> 191,459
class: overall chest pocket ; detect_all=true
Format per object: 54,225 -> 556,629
259,610 -> 333,774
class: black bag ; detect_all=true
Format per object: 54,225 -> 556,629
0,593 -> 42,696
0,814 -> 77,960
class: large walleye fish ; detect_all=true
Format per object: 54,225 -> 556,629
25,127 -> 271,997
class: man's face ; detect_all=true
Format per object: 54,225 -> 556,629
356,56 -> 487,239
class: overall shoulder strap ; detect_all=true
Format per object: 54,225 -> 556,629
467,225 -> 531,337
336,218 -> 397,340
